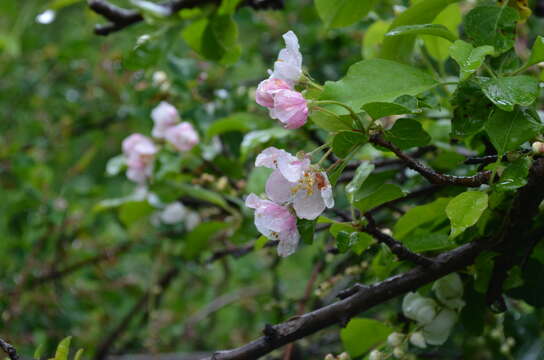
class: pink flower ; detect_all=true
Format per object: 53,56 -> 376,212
151,101 -> 180,139
270,89 -> 308,129
255,78 -> 292,108
256,147 -> 334,220
164,122 -> 199,152
269,31 -> 303,86
245,194 -> 300,257
122,133 -> 157,184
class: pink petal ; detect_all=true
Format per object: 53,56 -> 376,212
151,101 -> 180,139
277,225 -> 300,257
293,182 -> 326,220
266,169 -> 296,204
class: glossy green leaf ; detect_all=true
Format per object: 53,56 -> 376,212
477,76 -> 539,112
384,118 -> 431,150
527,36 -> 544,67
54,337 -> 71,360
386,24 -> 457,42
380,0 -> 460,63
485,107 -> 543,156
394,198 -> 450,239
321,59 -> 437,115
446,191 -> 488,239
362,20 -> 391,59
464,5 -> 519,55
315,0 -> 377,28
362,95 -> 418,120
341,318 -> 393,357
402,230 -> 453,253
449,40 -> 494,81
495,157 -> 531,192
298,219 -> 316,245
332,130 -> 368,158
346,162 -> 375,203
354,184 -> 405,213
451,80 -> 493,137
310,110 -> 353,132
423,3 -> 462,61
336,231 -> 352,253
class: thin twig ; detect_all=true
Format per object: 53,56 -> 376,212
0,338 -> 19,360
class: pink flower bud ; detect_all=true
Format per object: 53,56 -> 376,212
122,133 -> 157,184
270,89 -> 308,129
164,122 -> 199,152
151,101 -> 180,139
255,78 -> 291,108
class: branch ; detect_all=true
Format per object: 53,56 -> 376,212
370,134 -> 491,187
0,338 -> 19,360
89,0 -> 284,36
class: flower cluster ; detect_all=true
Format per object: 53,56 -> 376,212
122,101 -> 199,184
255,31 -> 308,129
246,147 -> 334,257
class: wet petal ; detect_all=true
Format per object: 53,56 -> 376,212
266,170 -> 296,204
293,183 -> 326,220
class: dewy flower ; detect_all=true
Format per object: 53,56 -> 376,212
270,89 -> 308,129
255,78 -> 292,108
256,147 -> 334,220
245,194 -> 300,257
122,133 -> 157,184
269,30 -> 303,86
165,122 -> 199,152
151,101 -> 180,139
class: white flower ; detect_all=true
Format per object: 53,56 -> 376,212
387,332 -> 404,347
409,332 -> 427,349
422,308 -> 458,346
369,350 -> 384,360
402,292 -> 438,325
269,31 -> 303,86
433,273 -> 466,310
160,202 -> 187,224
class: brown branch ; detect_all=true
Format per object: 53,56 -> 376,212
370,134 -> 491,187
0,338 -> 19,360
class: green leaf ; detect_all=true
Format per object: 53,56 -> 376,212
184,222 -> 229,259
298,219 -> 316,245
352,233 -> 373,255
449,40 -> 494,81
123,34 -> 162,70
446,191 -> 488,239
527,36 -> 544,67
464,5 -> 519,55
246,167 -> 272,195
218,0 -> 242,15
332,131 -> 368,158
354,184 -> 405,213
182,13 -> 240,64
171,183 -> 229,210
119,201 -> 155,227
495,157 -> 531,192
485,107 -> 543,156
346,161 -> 375,203
240,128 -> 292,161
476,76 -> 539,112
402,230 -> 453,253
394,198 -> 450,240
310,111 -> 353,132
74,349 -> 84,360
105,154 -> 126,177
336,231 -> 352,253
362,20 -> 391,59
508,259 -> 544,307
362,95 -> 418,120
33,343 -> 45,360
386,24 -> 457,42
380,0 -> 460,63
314,0 -> 377,28
341,318 -> 393,357
451,80 -> 493,138
206,113 -> 262,138
254,235 -> 268,250
321,59 -> 437,115
384,118 -> 431,150
54,337 -> 71,360
423,3 -> 462,61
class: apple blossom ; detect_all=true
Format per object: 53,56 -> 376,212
410,332 -> 427,349
432,273 -> 465,310
269,31 -> 303,86
269,89 -> 308,129
165,122 -> 199,152
387,332 -> 404,347
402,292 -> 438,325
151,101 -> 180,139
255,78 -> 292,108
256,147 -> 334,220
160,202 -> 187,224
122,133 -> 157,184
422,308 -> 458,346
245,194 -> 300,257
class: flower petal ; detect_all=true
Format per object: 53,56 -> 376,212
293,183 -> 326,220
266,170 -> 295,204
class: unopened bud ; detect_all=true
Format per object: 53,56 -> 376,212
409,332 -> 426,349
533,141 -> 544,154
393,347 -> 405,359
338,352 -> 350,360
387,332 -> 404,347
324,354 -> 335,360
369,350 -> 384,360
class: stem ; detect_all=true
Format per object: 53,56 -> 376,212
317,148 -> 333,166
313,100 -> 364,130
483,62 -> 498,79
308,143 -> 329,156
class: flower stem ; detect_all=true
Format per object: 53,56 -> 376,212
317,148 -> 333,166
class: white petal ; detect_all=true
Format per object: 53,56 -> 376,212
402,292 -> 438,325
266,170 -> 295,204
245,193 -> 263,209
277,157 -> 309,183
318,172 -> 334,208
293,183 -> 326,220
277,226 -> 300,257
422,309 -> 458,346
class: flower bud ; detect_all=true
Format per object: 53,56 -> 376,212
151,101 -> 179,139
164,122 -> 199,152
533,141 -> 544,154
269,89 -> 308,129
409,332 -> 426,349
324,354 -> 335,360
432,273 -> 465,310
387,332 -> 404,347
393,347 -> 404,359
402,292 -> 438,325
255,78 -> 291,108
338,352 -> 350,360
369,350 -> 384,360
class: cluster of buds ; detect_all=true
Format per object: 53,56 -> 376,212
122,101 -> 199,184
255,31 -> 308,129
246,147 -> 334,256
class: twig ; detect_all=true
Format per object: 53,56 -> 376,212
370,134 -> 491,187
0,338 -> 19,360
